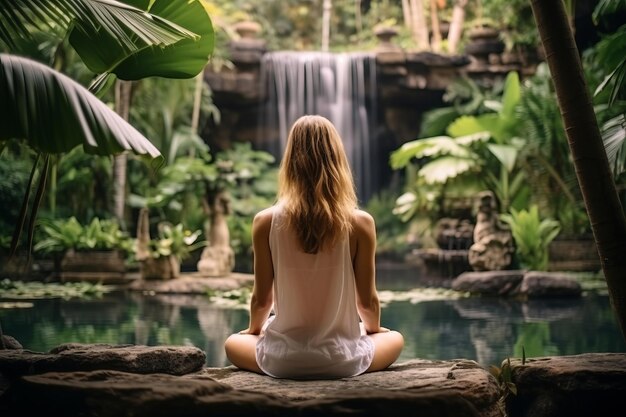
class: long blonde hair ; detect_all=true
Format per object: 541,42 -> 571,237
278,115 -> 357,254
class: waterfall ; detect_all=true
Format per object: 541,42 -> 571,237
259,51 -> 379,202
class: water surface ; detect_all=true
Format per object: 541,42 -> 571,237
2,285 -> 624,369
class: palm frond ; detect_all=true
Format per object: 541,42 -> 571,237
0,53 -> 162,160
0,0 -> 195,52
602,113 -> 626,176
593,0 -> 626,23
592,25 -> 626,107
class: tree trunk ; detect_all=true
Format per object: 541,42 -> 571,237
409,0 -> 430,50
429,0 -> 442,52
447,0 -> 467,54
530,0 -> 626,342
402,0 -> 413,32
189,71 -> 204,158
112,80 -> 133,225
321,0 -> 332,52
354,0 -> 363,44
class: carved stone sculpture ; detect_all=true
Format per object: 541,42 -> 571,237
468,191 -> 514,271
136,207 -> 180,280
197,190 -> 235,277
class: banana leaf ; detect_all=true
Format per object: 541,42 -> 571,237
419,156 -> 479,184
69,0 -> 214,80
0,0 -> 194,51
0,53 -> 162,160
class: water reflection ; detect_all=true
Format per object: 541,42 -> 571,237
382,294 -> 625,367
1,291 -> 624,368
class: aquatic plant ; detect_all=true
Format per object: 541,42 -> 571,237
0,279 -> 111,300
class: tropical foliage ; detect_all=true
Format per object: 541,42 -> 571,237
390,55 -> 616,249
203,0 -> 540,54
390,71 -> 530,229
0,0 -> 215,257
33,216 -> 132,255
585,0 -> 626,195
140,222 -> 204,260
516,63 -> 588,236
128,141 -> 276,265
500,206 -> 561,271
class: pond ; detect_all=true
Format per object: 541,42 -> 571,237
2,268 -> 625,369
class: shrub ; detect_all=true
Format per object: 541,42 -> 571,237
500,206 -> 561,270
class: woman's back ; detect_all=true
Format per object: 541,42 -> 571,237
255,204 -> 374,379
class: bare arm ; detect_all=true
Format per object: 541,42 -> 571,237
352,211 -> 383,334
243,208 -> 274,335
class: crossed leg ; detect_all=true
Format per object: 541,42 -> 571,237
364,329 -> 405,372
224,333 -> 264,374
224,329 -> 404,375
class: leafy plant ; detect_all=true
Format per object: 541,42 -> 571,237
481,0 -> 540,52
365,189 -> 413,256
52,146 -> 113,222
489,355 -> 521,416
142,222 -> 205,260
517,62 -> 587,236
0,148 -> 34,240
34,217 -> 132,255
500,205 -> 561,270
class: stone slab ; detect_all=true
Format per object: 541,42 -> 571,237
0,343 -> 206,378
0,359 -> 501,417
200,359 -> 502,416
506,353 -> 626,417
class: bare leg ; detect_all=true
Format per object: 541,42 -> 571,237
365,330 -> 404,373
223,334 -> 265,374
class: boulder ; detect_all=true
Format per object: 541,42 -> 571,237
0,343 -> 206,378
519,271 -> 582,297
451,271 -> 582,298
452,271 -> 524,296
505,353 -> 626,417
0,335 -> 22,350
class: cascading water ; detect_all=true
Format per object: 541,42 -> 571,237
259,51 -> 379,202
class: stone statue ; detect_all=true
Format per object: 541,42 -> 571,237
197,190 -> 235,277
136,207 -> 180,280
468,191 -> 514,271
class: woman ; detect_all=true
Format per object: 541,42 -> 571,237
224,115 -> 404,379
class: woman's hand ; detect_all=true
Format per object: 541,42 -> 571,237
238,327 -> 261,335
366,326 -> 390,335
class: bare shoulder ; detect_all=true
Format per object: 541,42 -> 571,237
253,207 -> 274,233
352,209 -> 376,235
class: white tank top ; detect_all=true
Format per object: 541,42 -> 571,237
255,205 -> 375,379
